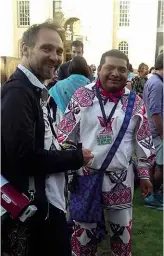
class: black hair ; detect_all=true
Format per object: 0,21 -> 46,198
128,63 -> 133,72
21,19 -> 65,47
138,63 -> 148,72
155,53 -> 163,70
149,67 -> 155,73
68,56 -> 91,78
71,40 -> 84,51
99,49 -> 129,68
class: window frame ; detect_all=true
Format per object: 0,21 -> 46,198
53,0 -> 62,18
119,0 -> 130,27
118,41 -> 129,56
17,0 -> 30,28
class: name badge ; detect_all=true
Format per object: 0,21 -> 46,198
97,134 -> 112,145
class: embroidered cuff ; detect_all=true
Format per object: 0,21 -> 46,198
148,154 -> 156,167
138,168 -> 150,179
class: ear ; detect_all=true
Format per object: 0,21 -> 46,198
21,42 -> 29,58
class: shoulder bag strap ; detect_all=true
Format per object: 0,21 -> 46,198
100,91 -> 136,171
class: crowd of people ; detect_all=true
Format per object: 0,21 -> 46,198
1,20 -> 163,256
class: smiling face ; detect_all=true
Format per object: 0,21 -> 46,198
98,56 -> 128,93
21,28 -> 63,82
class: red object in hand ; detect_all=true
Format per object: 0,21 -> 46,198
1,175 -> 30,218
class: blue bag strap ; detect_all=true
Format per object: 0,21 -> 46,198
100,91 -> 136,171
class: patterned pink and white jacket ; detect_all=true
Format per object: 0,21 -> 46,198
57,83 -> 155,180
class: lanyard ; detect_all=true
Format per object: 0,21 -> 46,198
96,86 -> 119,127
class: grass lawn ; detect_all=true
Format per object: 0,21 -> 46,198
132,189 -> 163,256
97,189 -> 163,256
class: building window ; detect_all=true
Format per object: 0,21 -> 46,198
118,41 -> 129,56
119,0 -> 130,27
17,0 -> 30,27
53,0 -> 62,16
160,0 -> 164,27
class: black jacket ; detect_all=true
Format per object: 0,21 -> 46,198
58,61 -> 71,80
1,68 -> 83,218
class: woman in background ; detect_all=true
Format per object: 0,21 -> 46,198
131,62 -> 149,97
49,56 -> 91,116
127,63 -> 135,81
126,63 -> 136,90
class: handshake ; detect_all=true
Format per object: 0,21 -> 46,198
61,141 -> 94,167
82,148 -> 94,166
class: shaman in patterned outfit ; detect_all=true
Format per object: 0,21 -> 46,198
57,50 -> 154,256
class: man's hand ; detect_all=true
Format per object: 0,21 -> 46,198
82,149 -> 94,166
140,179 -> 153,198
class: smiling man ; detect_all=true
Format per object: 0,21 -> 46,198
58,49 -> 154,256
1,21 -> 93,256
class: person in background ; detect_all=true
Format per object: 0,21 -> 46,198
49,56 -> 91,117
143,53 -> 163,210
57,49 -> 153,256
90,64 -> 97,82
126,63 -> 136,90
127,63 -> 135,81
131,62 -> 149,97
1,21 -> 93,256
147,67 -> 155,79
58,40 -> 84,80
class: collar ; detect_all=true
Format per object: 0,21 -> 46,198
96,79 -> 125,103
18,64 -> 47,90
155,73 -> 163,82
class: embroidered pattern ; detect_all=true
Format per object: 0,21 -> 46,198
80,243 -> 97,256
58,115 -> 76,135
121,95 -> 129,108
102,170 -> 132,208
68,100 -> 80,115
110,221 -> 131,256
71,235 -> 80,256
71,224 -> 97,256
73,87 -> 95,107
102,187 -> 132,208
107,169 -> 127,184
122,94 -> 145,116
137,116 -> 151,141
98,117 -> 114,135
110,240 -> 131,256
138,168 -> 149,178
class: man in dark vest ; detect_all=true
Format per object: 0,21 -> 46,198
58,40 -> 84,80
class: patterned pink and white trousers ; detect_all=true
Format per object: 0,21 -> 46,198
71,166 -> 134,256
71,207 -> 132,256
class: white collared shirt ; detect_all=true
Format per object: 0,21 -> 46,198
18,64 -> 66,212
18,64 -> 46,90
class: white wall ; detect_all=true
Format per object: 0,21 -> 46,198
30,0 -> 51,24
0,0 -> 14,56
82,0 -> 114,66
128,0 -> 158,69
